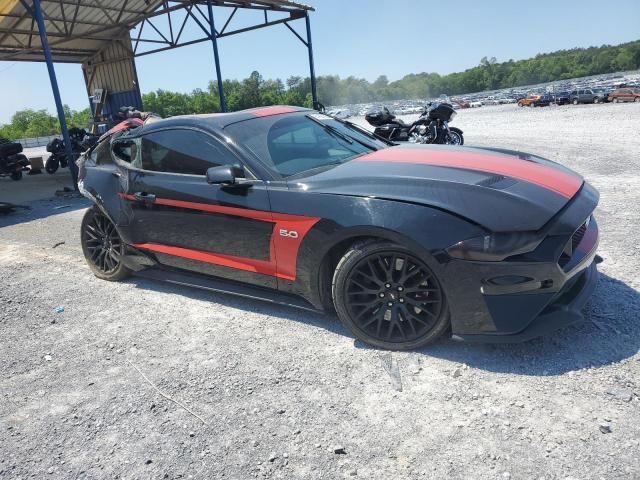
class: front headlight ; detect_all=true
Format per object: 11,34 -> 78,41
446,232 -> 541,261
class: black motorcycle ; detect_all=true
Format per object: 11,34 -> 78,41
0,138 -> 30,181
365,103 -> 464,145
45,127 -> 98,174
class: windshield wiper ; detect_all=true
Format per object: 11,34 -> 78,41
306,114 -> 354,144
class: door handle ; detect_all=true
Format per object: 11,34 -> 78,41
133,192 -> 156,203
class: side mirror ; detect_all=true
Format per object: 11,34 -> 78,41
206,165 -> 244,185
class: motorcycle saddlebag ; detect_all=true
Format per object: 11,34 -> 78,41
365,107 -> 393,127
0,140 -> 23,157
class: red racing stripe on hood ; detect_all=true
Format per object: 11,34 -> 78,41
356,147 -> 582,198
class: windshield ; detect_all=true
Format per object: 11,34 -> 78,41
225,112 -> 388,178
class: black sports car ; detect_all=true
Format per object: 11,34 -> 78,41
78,105 -> 599,350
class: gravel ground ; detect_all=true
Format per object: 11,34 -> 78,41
1,103 -> 640,480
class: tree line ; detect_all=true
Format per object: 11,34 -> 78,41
0,106 -> 90,140
2,40 -> 638,139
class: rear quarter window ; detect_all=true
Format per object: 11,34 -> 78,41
93,140 -> 112,165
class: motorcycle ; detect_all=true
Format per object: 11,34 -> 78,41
365,102 -> 464,145
0,138 -> 30,181
45,127 -> 98,174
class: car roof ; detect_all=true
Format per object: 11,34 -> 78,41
134,105 -> 313,135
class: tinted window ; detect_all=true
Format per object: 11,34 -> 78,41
140,129 -> 237,175
225,113 -> 385,178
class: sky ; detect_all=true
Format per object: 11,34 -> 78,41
0,0 -> 639,123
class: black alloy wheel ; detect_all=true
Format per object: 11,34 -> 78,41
333,242 -> 449,350
81,207 -> 131,281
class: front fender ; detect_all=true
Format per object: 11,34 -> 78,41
273,192 -> 484,309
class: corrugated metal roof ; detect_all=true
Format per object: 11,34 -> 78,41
0,0 -> 313,63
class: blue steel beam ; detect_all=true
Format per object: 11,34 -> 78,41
305,11 -> 318,109
30,0 -> 78,189
206,1 -> 226,112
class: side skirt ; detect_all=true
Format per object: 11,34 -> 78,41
135,267 -> 322,313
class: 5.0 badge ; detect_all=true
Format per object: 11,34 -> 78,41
279,229 -> 299,238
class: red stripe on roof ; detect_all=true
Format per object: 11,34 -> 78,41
357,148 -> 582,198
250,106 -> 298,117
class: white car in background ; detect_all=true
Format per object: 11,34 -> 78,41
327,109 -> 352,119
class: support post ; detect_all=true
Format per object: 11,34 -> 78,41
131,56 -> 144,109
305,11 -> 318,109
207,1 -> 226,112
31,0 -> 78,190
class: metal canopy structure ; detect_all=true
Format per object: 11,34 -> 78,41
0,0 -> 317,188
0,1 -> 314,62
0,0 -> 165,62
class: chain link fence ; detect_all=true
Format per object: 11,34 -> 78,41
14,135 -> 59,148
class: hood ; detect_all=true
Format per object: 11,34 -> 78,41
292,144 -> 584,232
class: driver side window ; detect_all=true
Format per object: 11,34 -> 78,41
139,129 -> 239,176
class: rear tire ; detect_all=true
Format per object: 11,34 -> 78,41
635,98 -> 640,103
81,206 -> 131,281
45,156 -> 59,174
332,241 -> 449,350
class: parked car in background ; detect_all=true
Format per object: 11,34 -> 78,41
554,91 -> 571,105
327,109 -> 352,119
592,88 -> 610,103
533,94 -> 554,107
469,101 -> 483,108
569,89 -> 603,105
608,88 -> 640,103
453,99 -> 470,108
518,95 -> 540,107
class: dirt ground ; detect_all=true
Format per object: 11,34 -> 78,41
1,102 -> 640,480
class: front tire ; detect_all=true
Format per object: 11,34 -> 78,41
81,206 -> 131,281
332,241 -> 449,350
10,171 -> 22,181
572,99 -> 579,105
